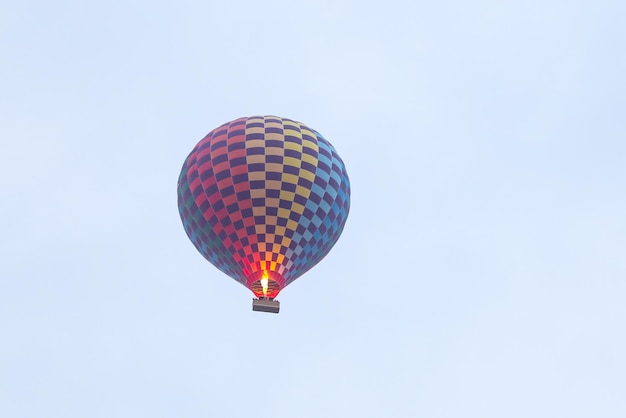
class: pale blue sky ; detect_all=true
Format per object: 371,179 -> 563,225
1,1 -> 625,417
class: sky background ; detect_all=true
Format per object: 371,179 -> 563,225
1,0 -> 625,417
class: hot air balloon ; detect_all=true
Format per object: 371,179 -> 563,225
177,116 -> 350,313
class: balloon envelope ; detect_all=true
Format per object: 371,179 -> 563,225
177,116 -> 350,298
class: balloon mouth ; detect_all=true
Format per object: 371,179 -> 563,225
247,270 -> 285,299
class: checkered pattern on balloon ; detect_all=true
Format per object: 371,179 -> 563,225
177,116 -> 350,298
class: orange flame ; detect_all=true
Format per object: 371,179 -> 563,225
260,271 -> 269,296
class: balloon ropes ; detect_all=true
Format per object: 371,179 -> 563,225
177,116 -> 350,312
